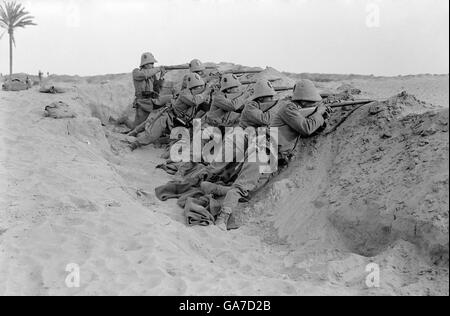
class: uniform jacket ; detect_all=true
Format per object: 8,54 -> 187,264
206,91 -> 246,127
239,100 -> 271,129
271,100 -> 325,153
132,67 -> 160,98
172,89 -> 211,125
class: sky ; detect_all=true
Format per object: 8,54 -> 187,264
0,0 -> 448,76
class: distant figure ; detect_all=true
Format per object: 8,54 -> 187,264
25,76 -> 32,89
38,70 -> 43,83
47,72 -> 50,77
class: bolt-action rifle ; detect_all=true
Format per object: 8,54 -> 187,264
260,98 -> 377,114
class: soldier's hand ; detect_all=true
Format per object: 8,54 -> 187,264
323,106 -> 333,119
204,83 -> 214,93
159,66 -> 167,76
316,104 -> 328,116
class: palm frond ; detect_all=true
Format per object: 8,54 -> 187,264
0,1 -> 36,30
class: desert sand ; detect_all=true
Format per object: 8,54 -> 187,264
0,67 -> 448,296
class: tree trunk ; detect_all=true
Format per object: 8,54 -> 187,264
9,30 -> 12,78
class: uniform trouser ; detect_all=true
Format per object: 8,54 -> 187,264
221,160 -> 273,213
133,98 -> 154,129
221,134 -> 279,213
136,111 -> 173,146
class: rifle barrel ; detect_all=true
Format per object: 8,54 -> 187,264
164,65 -> 189,71
328,99 -> 376,107
240,78 -> 280,85
222,69 -> 263,75
274,86 -> 294,92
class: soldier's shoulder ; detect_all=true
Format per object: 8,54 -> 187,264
279,99 -> 298,111
244,100 -> 259,108
212,92 -> 226,101
178,88 -> 192,97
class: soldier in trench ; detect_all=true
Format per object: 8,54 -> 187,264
203,79 -> 331,231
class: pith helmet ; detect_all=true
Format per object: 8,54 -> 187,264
251,80 -> 276,101
140,52 -> 157,67
292,79 -> 322,102
220,74 -> 241,92
186,73 -> 205,90
189,59 -> 206,72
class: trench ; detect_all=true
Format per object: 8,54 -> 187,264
61,81 -> 449,295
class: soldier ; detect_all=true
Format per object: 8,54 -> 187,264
204,74 -> 248,128
132,52 -> 166,128
180,59 -> 214,90
239,79 -> 275,129
129,73 -> 212,150
25,76 -> 32,89
200,79 -> 276,195
38,70 -> 44,85
211,79 -> 330,231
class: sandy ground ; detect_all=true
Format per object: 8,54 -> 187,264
0,70 -> 448,296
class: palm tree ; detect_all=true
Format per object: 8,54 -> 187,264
0,1 -> 36,77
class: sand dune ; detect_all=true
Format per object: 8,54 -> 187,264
0,69 -> 448,295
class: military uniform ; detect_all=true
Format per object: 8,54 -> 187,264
205,91 -> 246,127
132,67 -> 162,128
134,75 -> 211,147
216,79 -> 327,230
131,52 -> 164,128
221,99 -> 326,212
239,100 -> 272,129
180,59 -> 217,91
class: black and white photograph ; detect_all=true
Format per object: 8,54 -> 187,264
0,0 -> 448,299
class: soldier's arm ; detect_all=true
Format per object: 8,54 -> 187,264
178,91 -> 210,107
280,103 -> 325,137
243,102 -> 271,126
212,94 -> 240,112
132,68 -> 161,81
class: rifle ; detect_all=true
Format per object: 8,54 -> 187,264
163,64 -> 217,71
260,98 -> 377,114
220,69 -> 263,75
273,86 -> 294,92
298,99 -> 377,117
273,86 -> 355,100
162,65 -> 263,76
240,78 -> 280,85
127,105 -> 171,136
